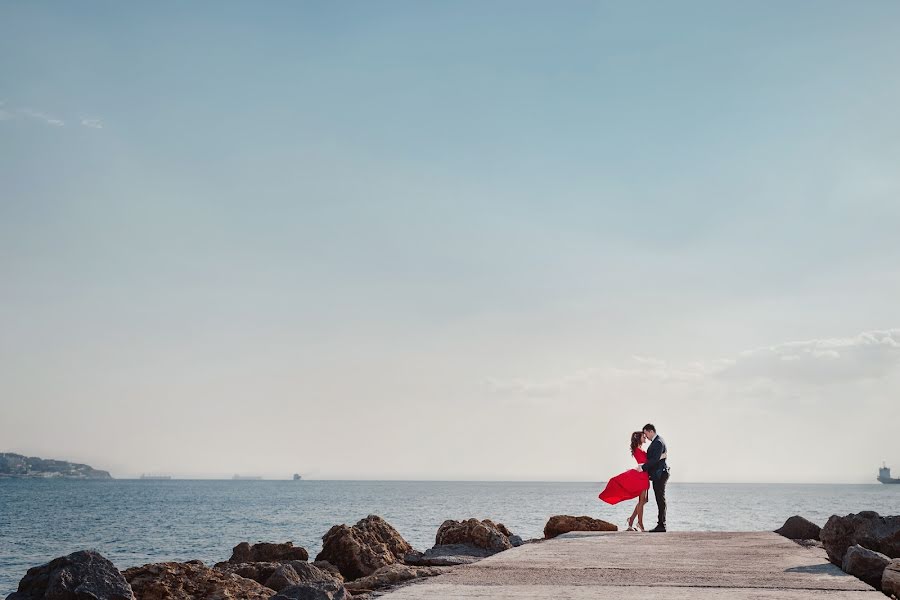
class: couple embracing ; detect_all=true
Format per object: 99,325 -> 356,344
598,423 -> 670,533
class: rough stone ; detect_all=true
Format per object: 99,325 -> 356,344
270,581 -> 348,600
344,564 -> 445,592
544,515 -> 618,538
228,541 -> 309,563
212,561 -> 280,585
435,519 -> 513,553
310,561 -> 342,581
7,550 -> 134,600
841,545 -> 890,589
821,512 -> 900,565
123,561 -> 272,600
315,515 -> 413,581
264,562 -> 342,592
883,559 -> 900,597
405,544 -> 495,567
775,516 -> 822,541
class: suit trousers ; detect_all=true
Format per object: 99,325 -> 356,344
652,470 -> 670,527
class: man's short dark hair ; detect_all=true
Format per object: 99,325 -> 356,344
643,423 -> 656,433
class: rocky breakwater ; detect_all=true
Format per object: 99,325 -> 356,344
405,518 -> 523,567
5,541 -> 349,600
818,511 -> 900,594
6,550 -> 134,600
124,561 -> 275,600
211,540 -> 337,591
5,514 -> 527,600
316,515 -> 525,595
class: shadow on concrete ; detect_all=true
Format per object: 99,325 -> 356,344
785,564 -> 848,577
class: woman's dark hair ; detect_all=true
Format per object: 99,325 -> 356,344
630,431 -> 643,456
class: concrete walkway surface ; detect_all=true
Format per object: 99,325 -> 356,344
382,531 -> 879,599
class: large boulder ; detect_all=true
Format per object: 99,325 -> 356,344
343,564 -> 445,593
271,581 -> 347,600
7,550 -> 134,600
842,545 -> 890,590
315,515 -> 413,581
228,541 -> 309,563
310,562 -> 342,581
434,519 -> 514,553
405,544 -> 495,567
544,515 -> 617,539
821,512 -> 900,565
212,562 -> 280,585
775,516 -> 821,540
883,559 -> 900,598
264,562 -> 342,592
123,561 -> 272,600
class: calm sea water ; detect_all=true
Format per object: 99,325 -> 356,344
1,479 -> 898,595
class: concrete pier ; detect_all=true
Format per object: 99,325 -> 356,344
383,532 -> 880,599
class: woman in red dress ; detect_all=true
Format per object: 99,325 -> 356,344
598,431 -> 666,531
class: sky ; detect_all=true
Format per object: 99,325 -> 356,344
1,1 -> 899,483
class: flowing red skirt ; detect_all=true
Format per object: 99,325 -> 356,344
598,468 -> 650,504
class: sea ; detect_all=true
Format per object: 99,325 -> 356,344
1,479 -> 898,595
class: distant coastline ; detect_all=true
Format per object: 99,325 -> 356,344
0,452 -> 112,479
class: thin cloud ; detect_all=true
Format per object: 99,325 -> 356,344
80,117 -> 103,129
487,327 -> 900,398
19,108 -> 65,126
716,328 -> 900,384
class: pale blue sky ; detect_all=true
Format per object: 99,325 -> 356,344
2,2 -> 899,481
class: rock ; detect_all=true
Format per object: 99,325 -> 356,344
212,562 -> 280,585
792,539 -> 824,549
404,544 -> 495,567
264,562 -> 342,592
7,550 -> 134,600
315,515 -> 413,581
842,544 -> 890,589
343,564 -> 445,592
264,564 -> 305,592
821,512 -> 900,565
508,535 -> 524,547
435,519 -> 513,553
123,561 -> 272,600
311,561 -> 343,581
271,581 -> 348,600
228,541 -> 309,563
544,515 -> 618,538
775,516 -> 821,540
883,559 -> 900,597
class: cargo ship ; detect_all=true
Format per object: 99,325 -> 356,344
878,463 -> 900,484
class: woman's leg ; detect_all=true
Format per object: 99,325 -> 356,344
627,499 -> 639,529
637,490 -> 648,531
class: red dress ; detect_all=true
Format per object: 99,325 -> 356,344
598,448 -> 650,504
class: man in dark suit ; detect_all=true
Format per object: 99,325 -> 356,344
639,423 -> 669,532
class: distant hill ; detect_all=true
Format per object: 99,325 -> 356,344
0,452 -> 112,479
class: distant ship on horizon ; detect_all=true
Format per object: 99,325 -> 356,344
878,463 -> 900,484
293,473 -> 302,480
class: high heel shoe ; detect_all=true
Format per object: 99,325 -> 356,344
626,516 -> 636,531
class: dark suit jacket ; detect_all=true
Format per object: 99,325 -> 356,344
641,435 -> 669,481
